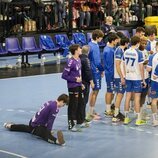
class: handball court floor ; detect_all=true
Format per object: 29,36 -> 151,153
1,64 -> 158,158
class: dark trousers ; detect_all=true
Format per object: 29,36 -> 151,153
10,124 -> 57,144
68,86 -> 85,129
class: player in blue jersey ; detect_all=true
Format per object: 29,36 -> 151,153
147,41 -> 158,126
86,29 -> 104,121
4,94 -> 69,145
112,37 -> 129,122
62,44 -> 86,131
123,36 -> 147,126
103,33 -> 119,117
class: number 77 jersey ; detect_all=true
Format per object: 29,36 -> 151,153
123,48 -> 144,80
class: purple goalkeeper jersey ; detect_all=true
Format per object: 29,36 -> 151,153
30,101 -> 59,131
62,57 -> 82,88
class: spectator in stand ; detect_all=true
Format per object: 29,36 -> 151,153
44,4 -> 55,30
101,16 -> 117,43
56,0 -> 64,28
79,0 -> 91,28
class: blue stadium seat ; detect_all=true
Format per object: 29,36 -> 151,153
22,37 -> 42,53
39,35 -> 59,56
118,30 -> 130,38
132,29 -> 136,36
0,43 -> 8,55
72,32 -> 87,46
5,38 -> 24,55
54,34 -> 71,57
87,32 -> 92,42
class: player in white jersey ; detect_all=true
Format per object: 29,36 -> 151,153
147,42 -> 158,126
112,37 -> 129,123
123,36 -> 146,126
146,29 -> 157,54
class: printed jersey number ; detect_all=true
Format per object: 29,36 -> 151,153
125,57 -> 136,66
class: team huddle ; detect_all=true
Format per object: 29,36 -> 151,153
62,27 -> 158,132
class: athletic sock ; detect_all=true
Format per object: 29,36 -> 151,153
106,104 -> 111,112
114,108 -> 119,117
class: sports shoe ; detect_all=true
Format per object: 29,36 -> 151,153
70,125 -> 82,132
112,116 -> 121,123
56,130 -> 65,146
104,111 -> 113,118
3,122 -> 13,129
86,113 -> 93,122
152,120 -> 158,127
153,120 -> 158,127
93,114 -> 101,120
124,117 -> 131,125
93,110 -> 100,116
80,122 -> 90,128
135,120 -> 147,126
118,112 -> 125,121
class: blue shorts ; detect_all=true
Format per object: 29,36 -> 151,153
106,78 -> 114,93
142,78 -> 149,93
150,81 -> 158,99
125,80 -> 142,93
92,72 -> 101,90
114,78 -> 125,94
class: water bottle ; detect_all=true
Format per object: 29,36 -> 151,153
41,55 -> 46,66
56,53 -> 61,64
17,55 -> 22,68
68,52 -> 72,59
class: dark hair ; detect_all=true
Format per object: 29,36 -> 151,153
148,29 -> 156,36
69,44 -> 80,55
108,33 -> 119,43
131,36 -> 140,46
116,31 -> 126,39
120,37 -> 130,46
136,27 -> 145,33
57,94 -> 69,105
92,29 -> 104,40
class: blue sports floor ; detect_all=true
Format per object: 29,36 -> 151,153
1,73 -> 158,158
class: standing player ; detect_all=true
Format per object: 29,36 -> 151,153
103,33 -> 119,117
135,27 -> 145,38
86,29 -> 104,121
79,45 -> 94,122
4,94 -> 69,145
112,37 -> 129,122
146,29 -> 157,54
123,36 -> 146,125
62,44 -> 85,131
147,42 -> 158,126
139,36 -> 149,119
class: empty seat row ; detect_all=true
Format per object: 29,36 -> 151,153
0,30 -> 132,59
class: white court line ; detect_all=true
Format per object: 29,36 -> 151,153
136,128 -> 144,132
18,110 -> 25,113
29,111 -> 36,113
146,131 -> 152,134
0,150 -> 27,158
6,109 -> 15,112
